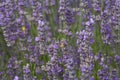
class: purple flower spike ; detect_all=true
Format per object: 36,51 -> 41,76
14,76 -> 19,80
35,37 -> 40,42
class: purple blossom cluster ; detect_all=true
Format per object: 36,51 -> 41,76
0,0 -> 120,80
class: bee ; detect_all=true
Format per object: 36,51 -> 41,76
60,42 -> 65,48
60,40 -> 67,48
22,26 -> 26,33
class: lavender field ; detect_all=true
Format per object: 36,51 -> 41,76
0,0 -> 120,80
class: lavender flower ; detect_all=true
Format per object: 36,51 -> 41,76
101,23 -> 114,45
76,23 -> 94,80
0,2 -> 17,47
23,63 -> 32,80
60,39 -> 77,80
100,0 -> 116,45
46,41 -> 63,79
7,57 -> 22,79
14,76 -> 19,80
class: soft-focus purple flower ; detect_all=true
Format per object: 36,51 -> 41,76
32,76 -> 37,80
0,71 -> 3,77
115,55 -> 120,72
35,37 -> 40,42
89,76 -> 94,80
14,76 -> 19,80
115,0 -> 120,7
36,66 -> 41,74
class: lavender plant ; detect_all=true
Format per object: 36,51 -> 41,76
0,0 -> 120,80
